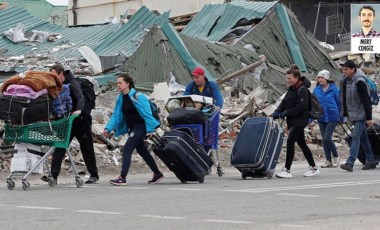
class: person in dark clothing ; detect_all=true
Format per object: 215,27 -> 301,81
42,63 -> 99,184
104,74 -> 163,186
339,60 -> 376,172
272,65 -> 320,178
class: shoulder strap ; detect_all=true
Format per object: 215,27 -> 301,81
297,86 -> 311,111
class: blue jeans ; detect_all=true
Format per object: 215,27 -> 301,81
346,120 -> 375,166
120,124 -> 161,178
319,122 -> 338,162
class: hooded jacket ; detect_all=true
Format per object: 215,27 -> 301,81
105,88 -> 160,136
313,82 -> 340,123
275,76 -> 311,128
63,70 -> 85,112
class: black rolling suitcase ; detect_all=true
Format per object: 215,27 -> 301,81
342,123 -> 380,165
0,95 -> 52,125
152,130 -> 213,183
231,117 -> 284,179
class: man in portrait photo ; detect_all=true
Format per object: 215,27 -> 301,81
352,5 -> 380,38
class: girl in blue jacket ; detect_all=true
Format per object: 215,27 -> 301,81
313,70 -> 340,168
103,74 -> 163,185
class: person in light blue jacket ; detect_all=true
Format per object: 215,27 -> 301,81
103,74 -> 163,186
313,70 -> 341,168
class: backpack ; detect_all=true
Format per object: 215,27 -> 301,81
309,93 -> 324,119
52,84 -> 73,118
298,86 -> 323,119
364,78 -> 379,105
71,77 -> 96,114
134,92 -> 161,129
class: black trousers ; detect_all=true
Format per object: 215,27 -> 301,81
50,115 -> 98,178
285,126 -> 316,170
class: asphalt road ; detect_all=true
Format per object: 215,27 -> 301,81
1,161 -> 380,230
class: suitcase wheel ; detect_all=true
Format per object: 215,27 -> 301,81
198,178 -> 204,184
241,173 -> 247,180
181,180 -> 188,184
217,167 -> 223,177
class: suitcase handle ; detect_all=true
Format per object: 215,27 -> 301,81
147,133 -> 163,147
340,122 -> 352,135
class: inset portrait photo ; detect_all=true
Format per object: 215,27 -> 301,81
352,4 -> 380,37
351,4 -> 380,53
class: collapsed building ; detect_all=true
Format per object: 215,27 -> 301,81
0,1 -> 379,173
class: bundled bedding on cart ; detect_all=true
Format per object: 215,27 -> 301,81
0,71 -> 66,125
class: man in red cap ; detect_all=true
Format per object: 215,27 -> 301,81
183,67 -> 223,107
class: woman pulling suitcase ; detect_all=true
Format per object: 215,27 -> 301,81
103,74 -> 164,186
272,65 -> 320,178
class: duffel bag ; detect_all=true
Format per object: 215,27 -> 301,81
0,94 -> 52,125
167,108 -> 206,126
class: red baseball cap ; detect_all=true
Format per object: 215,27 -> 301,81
191,67 -> 205,76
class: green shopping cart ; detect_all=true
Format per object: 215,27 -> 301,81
4,115 -> 83,190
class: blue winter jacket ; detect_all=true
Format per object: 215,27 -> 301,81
105,88 -> 160,136
184,78 -> 224,108
313,83 -> 340,123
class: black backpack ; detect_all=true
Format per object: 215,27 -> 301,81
298,86 -> 323,119
71,77 -> 96,114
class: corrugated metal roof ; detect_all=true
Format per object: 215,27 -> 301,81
181,1 -> 277,42
236,5 -> 340,80
0,4 -> 57,33
6,0 -> 67,25
181,34 -> 260,79
124,26 -> 266,88
94,6 -> 170,58
285,7 -> 341,78
122,25 -> 288,99
0,5 -> 119,59
122,26 -> 190,86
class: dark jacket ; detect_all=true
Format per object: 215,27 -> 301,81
313,83 -> 340,123
275,77 -> 310,128
184,78 -> 224,108
63,70 -> 85,113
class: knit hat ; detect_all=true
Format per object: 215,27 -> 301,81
318,70 -> 330,80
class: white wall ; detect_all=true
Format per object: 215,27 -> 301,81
68,0 -> 224,25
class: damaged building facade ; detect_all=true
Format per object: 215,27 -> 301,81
0,0 -> 379,173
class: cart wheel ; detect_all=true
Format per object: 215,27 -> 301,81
7,180 -> 15,190
48,177 -> 56,187
22,181 -> 30,190
180,180 -> 187,184
217,167 -> 223,177
76,178 -> 84,188
198,178 -> 204,184
242,173 -> 247,180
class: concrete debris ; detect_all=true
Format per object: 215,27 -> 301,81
3,23 -> 28,43
3,23 -> 58,44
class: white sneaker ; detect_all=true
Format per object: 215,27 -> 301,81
303,166 -> 320,177
332,157 -> 340,167
276,167 -> 292,178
